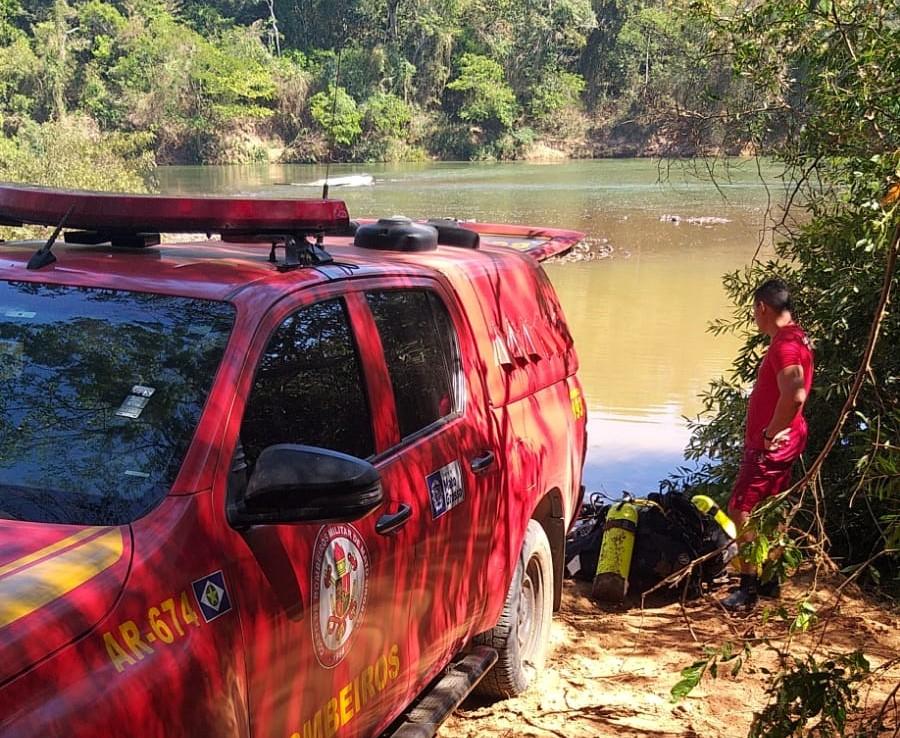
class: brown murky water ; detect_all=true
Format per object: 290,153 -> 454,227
157,160 -> 783,494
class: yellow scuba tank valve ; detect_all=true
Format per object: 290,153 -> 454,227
592,500 -> 639,603
691,494 -> 738,539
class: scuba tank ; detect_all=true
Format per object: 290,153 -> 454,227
591,499 -> 639,603
691,495 -> 737,539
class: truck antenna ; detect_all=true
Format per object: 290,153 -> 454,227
322,47 -> 343,201
27,203 -> 75,270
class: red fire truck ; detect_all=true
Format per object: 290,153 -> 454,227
0,185 -> 587,738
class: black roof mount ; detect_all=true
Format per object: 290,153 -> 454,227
64,230 -> 162,249
353,217 -> 481,253
274,235 -> 333,270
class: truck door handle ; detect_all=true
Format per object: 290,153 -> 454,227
469,451 -> 496,474
376,504 -> 412,535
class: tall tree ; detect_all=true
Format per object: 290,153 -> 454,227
36,0 -> 75,119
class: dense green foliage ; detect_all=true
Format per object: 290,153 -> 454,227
659,6 -> 898,731
0,116 -> 151,190
446,54 -> 518,132
0,0 -> 741,166
668,0 -> 900,599
749,652 -> 871,738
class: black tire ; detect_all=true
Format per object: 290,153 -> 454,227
473,519 -> 554,698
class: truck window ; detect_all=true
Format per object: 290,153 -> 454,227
240,299 -> 374,464
0,281 -> 234,525
365,290 -> 461,440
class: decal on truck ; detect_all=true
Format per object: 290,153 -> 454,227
115,384 -> 156,419
0,528 -> 123,630
311,524 -> 370,669
290,644 -> 400,738
191,570 -> 232,623
101,591 -> 202,672
426,460 -> 465,520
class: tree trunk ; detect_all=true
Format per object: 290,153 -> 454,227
265,0 -> 281,56
386,0 -> 401,44
50,0 -> 69,120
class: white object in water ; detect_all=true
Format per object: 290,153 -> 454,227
296,174 -> 374,188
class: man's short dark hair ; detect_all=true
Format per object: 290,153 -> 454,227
754,278 -> 793,313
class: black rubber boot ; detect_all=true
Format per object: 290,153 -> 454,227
722,574 -> 758,611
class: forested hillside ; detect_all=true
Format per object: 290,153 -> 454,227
0,0 -> 748,168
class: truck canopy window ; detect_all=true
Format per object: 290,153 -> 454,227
366,290 -> 461,439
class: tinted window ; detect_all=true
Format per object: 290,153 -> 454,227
240,299 -> 374,464
0,282 -> 234,525
366,290 -> 461,439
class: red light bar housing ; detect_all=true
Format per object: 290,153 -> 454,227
0,184 -> 350,234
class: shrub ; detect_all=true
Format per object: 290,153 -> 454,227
0,116 -> 153,191
0,116 -> 155,239
308,85 -> 362,147
446,53 -> 518,131
528,70 -> 585,127
362,92 -> 412,139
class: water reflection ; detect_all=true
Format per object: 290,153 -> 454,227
584,411 -> 694,495
157,160 -> 781,496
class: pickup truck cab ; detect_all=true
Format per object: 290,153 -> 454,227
0,185 -> 587,738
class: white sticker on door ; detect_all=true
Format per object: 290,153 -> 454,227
426,460 -> 465,520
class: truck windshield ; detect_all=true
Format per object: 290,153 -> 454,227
0,281 -> 234,525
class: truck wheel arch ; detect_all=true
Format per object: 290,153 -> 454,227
530,488 -> 566,611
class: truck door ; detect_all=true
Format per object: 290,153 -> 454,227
358,283 -> 502,695
221,294 -> 412,738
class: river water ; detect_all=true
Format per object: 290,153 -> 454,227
157,160 -> 782,496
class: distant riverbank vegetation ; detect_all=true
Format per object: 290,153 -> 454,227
0,0 -> 757,176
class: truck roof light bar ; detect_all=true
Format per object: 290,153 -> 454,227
0,184 -> 350,234
0,184 -> 351,270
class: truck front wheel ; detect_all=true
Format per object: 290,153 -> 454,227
474,519 -> 553,698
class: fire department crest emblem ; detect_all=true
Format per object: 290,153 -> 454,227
311,523 -> 370,668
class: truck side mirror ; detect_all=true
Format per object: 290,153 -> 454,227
228,444 -> 383,527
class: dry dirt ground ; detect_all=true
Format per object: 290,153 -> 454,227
441,572 -> 900,738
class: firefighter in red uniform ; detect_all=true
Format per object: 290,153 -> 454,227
723,278 -> 814,611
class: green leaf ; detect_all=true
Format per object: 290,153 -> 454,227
782,545 -> 802,570
670,665 -> 704,702
749,535 -> 770,567
681,661 -> 707,677
790,601 -> 817,634
841,651 -> 870,674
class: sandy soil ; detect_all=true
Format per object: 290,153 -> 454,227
441,572 -> 900,737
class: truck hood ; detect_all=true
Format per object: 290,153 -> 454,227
0,520 -> 131,686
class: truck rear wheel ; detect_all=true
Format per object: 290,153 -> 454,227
474,519 -> 553,698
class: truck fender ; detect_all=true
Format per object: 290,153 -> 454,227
530,489 -> 566,611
